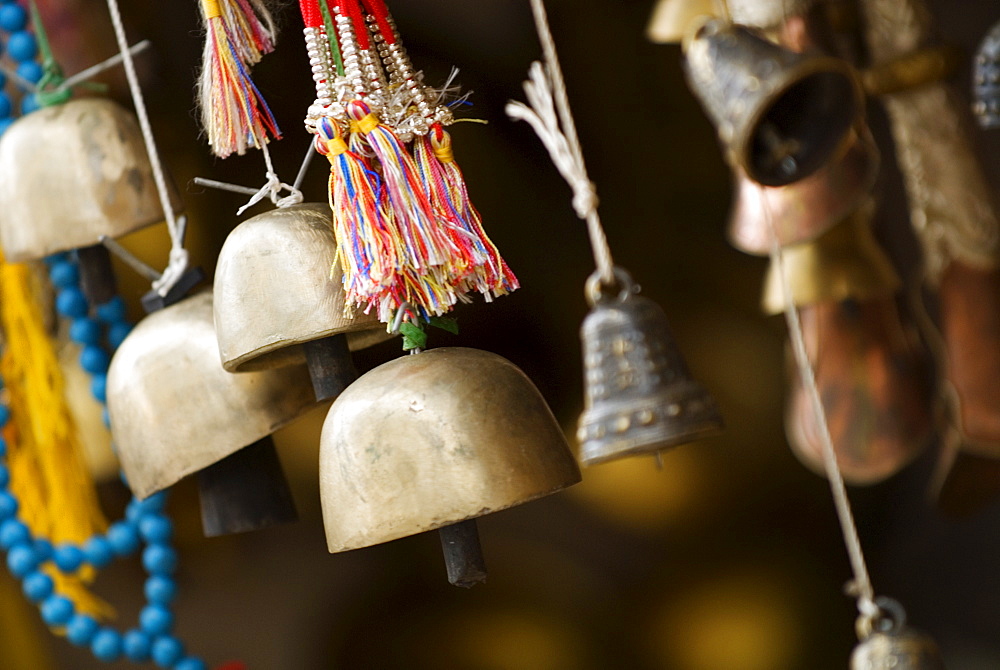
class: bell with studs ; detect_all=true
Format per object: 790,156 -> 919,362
577,268 -> 723,466
973,20 -> 1000,129
851,599 -> 945,670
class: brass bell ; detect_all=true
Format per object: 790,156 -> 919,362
319,347 -> 581,586
851,600 -> 945,670
108,290 -> 317,535
761,200 -> 899,314
726,0 -> 813,32
213,203 -> 388,401
683,18 -> 863,186
646,0 -> 721,44
729,127 -> 880,255
0,98 -> 177,264
577,268 -> 723,466
784,297 -> 935,485
972,19 -> 999,129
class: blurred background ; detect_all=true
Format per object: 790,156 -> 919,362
2,0 -> 1000,668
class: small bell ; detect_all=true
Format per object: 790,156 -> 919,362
726,0 -> 815,32
646,0 -> 720,44
972,20 -> 1000,129
577,268 -> 723,466
729,127 -> 880,255
320,347 -> 581,586
683,18 -> 863,186
760,200 -> 899,314
213,203 -> 389,401
0,98 -> 178,263
851,599 -> 945,670
108,291 -> 317,535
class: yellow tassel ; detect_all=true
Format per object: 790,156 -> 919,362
0,254 -> 113,621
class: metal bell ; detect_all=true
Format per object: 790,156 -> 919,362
0,98 -> 177,263
851,601 -> 945,670
761,200 -> 899,314
319,347 -> 581,585
213,203 -> 389,401
729,127 -> 880,255
726,0 -> 814,32
577,268 -> 723,466
683,18 -> 863,186
646,0 -> 720,44
973,20 -> 1000,129
108,290 -> 317,535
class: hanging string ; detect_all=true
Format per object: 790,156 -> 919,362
506,0 -> 615,287
763,187 -> 881,628
103,0 -> 188,297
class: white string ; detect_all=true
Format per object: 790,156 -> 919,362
763,187 -> 881,626
236,140 -> 304,216
104,0 -> 188,296
506,0 -> 616,286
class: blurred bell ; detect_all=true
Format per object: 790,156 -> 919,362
761,200 -> 899,314
730,127 -> 879,255
726,0 -> 814,31
683,18 -> 863,186
577,268 -> 723,467
0,98 -> 178,263
213,203 -> 388,401
646,0 -> 720,44
972,20 -> 1000,128
851,599 -> 945,670
108,291 -> 317,535
320,347 -> 581,586
784,297 -> 935,485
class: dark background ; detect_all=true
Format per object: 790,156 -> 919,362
2,0 -> 1000,668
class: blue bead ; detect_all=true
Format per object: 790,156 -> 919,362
80,346 -> 110,375
56,287 -> 89,319
0,464 -> 8,489
0,436 -> 6,457
107,521 -> 140,556
16,60 -> 42,85
0,92 -> 11,120
7,31 -> 37,63
142,545 -> 178,575
40,595 -> 74,626
0,404 -> 10,428
69,318 -> 101,346
66,614 -> 100,645
175,658 -> 208,670
96,296 -> 127,323
0,519 -> 30,549
90,374 -> 108,403
19,93 -> 39,115
0,117 -> 12,137
0,4 -> 28,31
151,635 -> 184,668
45,253 -> 70,266
7,545 -> 37,577
107,321 -> 133,350
139,515 -> 173,544
54,545 -> 85,573
0,492 -> 16,519
84,536 -> 114,568
33,538 -> 53,561
22,571 -> 54,602
91,628 -> 123,662
48,261 -> 79,289
144,575 -> 177,605
123,629 -> 152,661
139,604 -> 174,636
137,491 -> 169,515
125,499 -> 143,523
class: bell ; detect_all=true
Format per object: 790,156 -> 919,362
851,600 -> 945,670
761,200 -> 899,314
213,203 -> 388,401
729,127 -> 880,255
646,0 -> 721,44
319,347 -> 581,586
683,18 -> 863,186
576,268 -> 723,467
784,297 -> 935,485
726,0 -> 815,31
972,19 -> 999,129
108,290 -> 317,535
0,98 -> 177,264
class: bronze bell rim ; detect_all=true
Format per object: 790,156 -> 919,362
222,321 -> 390,373
578,416 -> 724,467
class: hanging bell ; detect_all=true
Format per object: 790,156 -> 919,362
213,203 -> 388,401
729,127 -> 879,255
851,599 -> 945,670
646,0 -> 720,44
108,290 -> 317,536
761,200 -> 899,314
319,347 -> 581,586
972,19 -> 1000,129
0,98 -> 177,263
577,268 -> 723,466
683,18 -> 863,186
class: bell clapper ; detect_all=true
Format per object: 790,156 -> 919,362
303,334 -> 359,402
438,519 -> 488,588
76,243 -> 119,306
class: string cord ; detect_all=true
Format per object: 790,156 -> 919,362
103,0 -> 188,296
763,188 -> 881,628
505,0 -> 615,287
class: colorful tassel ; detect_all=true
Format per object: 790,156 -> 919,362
197,0 -> 281,158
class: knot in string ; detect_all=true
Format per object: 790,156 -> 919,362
152,244 -> 190,297
236,172 -> 303,216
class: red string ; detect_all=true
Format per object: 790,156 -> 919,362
359,0 -> 396,45
335,0 -> 371,51
299,0 -> 322,28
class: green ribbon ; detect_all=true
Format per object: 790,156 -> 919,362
28,0 -> 106,109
